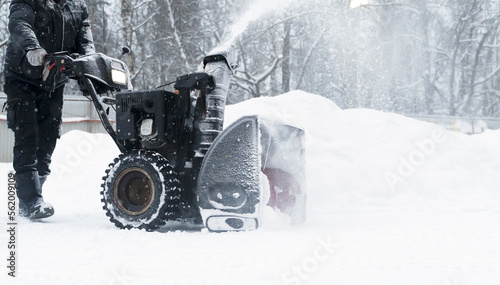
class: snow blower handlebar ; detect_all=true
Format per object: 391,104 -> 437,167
45,52 -> 128,153
78,76 -> 126,152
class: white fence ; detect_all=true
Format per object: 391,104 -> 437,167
407,115 -> 500,135
0,93 -> 115,162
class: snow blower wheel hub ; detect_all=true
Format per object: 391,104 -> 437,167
114,167 -> 154,216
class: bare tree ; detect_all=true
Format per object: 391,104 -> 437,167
3,0 -> 500,116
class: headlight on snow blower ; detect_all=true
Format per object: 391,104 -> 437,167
111,68 -> 127,85
111,61 -> 127,86
111,69 -> 127,85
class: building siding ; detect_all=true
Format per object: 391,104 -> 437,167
1,93 -> 115,162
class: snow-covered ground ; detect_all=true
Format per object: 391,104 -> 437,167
1,91 -> 500,285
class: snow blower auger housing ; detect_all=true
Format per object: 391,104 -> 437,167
45,46 -> 306,232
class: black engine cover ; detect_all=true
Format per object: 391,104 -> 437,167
115,90 -> 181,143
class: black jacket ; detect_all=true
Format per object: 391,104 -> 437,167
4,0 -> 95,89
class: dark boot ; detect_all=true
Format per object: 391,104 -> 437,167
20,197 -> 55,219
39,175 -> 48,189
16,171 -> 54,219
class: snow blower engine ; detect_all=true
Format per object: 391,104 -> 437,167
45,46 -> 306,232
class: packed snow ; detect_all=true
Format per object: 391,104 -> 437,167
1,90 -> 500,284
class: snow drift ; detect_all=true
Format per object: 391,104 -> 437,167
227,91 -> 500,212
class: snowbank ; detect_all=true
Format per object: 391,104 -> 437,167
227,90 -> 500,212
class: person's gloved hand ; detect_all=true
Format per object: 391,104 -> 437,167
26,48 -> 47,66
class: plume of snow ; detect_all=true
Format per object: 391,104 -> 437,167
222,0 -> 296,45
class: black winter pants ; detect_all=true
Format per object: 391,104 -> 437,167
4,78 -> 64,177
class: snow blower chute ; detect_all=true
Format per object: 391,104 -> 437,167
45,46 -> 306,231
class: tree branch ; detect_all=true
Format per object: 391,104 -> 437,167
132,9 -> 158,32
295,29 -> 326,89
0,38 -> 7,48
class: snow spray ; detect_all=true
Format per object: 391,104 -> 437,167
221,0 -> 297,46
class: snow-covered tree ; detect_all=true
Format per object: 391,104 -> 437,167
1,0 -> 500,117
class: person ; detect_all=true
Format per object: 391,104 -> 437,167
3,0 -> 95,219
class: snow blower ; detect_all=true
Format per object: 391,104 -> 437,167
45,46 -> 306,231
